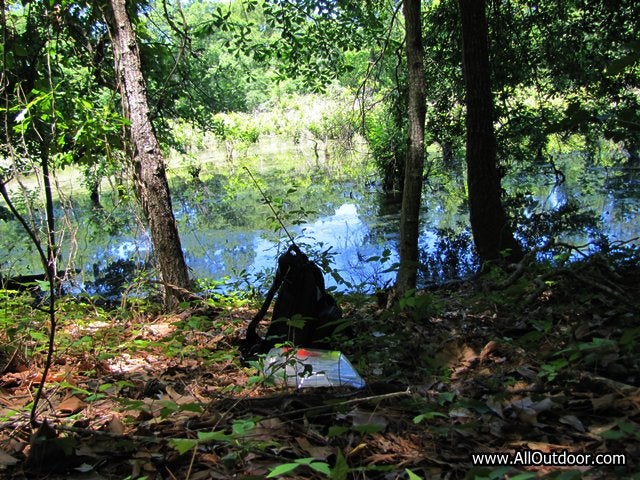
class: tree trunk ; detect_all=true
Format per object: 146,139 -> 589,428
107,0 -> 190,309
395,0 -> 427,293
459,0 -> 523,265
40,146 -> 58,285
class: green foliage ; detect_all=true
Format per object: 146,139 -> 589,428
256,0 -> 383,92
397,289 -> 441,320
493,1 -> 640,166
3,4 -> 640,477
537,359 -> 569,382
0,289 -> 44,345
168,418 -> 261,456
600,421 -> 640,441
210,112 -> 260,162
364,101 -> 407,192
406,470 -> 425,480
422,0 -> 465,167
267,457 -> 331,478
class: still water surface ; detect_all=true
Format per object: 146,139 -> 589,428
137,156 -> 640,293
1,152 -> 638,295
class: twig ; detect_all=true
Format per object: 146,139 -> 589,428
492,236 -> 637,292
566,269 -> 633,307
55,423 -> 164,444
257,388 -> 413,421
492,240 -> 551,290
185,444 -> 197,480
577,371 -> 638,396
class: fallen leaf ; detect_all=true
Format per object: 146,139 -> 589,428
0,449 -> 18,466
346,443 -> 368,457
559,414 -> 585,432
516,365 -> 538,381
364,453 -> 396,464
531,397 -> 556,413
479,340 -> 500,362
249,418 -> 287,441
485,396 -> 504,418
509,441 -> 575,453
74,463 -> 94,473
296,437 -> 333,459
56,395 -> 88,416
189,470 -> 215,480
591,393 -> 616,410
108,414 -> 125,435
348,408 -> 388,432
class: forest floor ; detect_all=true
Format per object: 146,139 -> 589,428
1,253 -> 639,480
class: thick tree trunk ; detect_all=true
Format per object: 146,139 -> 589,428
107,0 -> 190,309
459,0 -> 523,265
395,0 -> 427,293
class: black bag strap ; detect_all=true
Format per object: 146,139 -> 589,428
245,274 -> 282,340
245,244 -> 305,341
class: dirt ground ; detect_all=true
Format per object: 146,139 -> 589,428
1,256 -> 639,479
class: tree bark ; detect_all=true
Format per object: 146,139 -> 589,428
107,0 -> 190,309
395,0 -> 427,293
459,0 -> 523,265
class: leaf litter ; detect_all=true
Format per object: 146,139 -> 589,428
0,255 -> 639,479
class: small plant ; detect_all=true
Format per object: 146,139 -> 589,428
600,420 -> 640,441
168,418 -> 260,456
266,457 -> 331,478
537,358 -> 569,382
398,288 -> 440,319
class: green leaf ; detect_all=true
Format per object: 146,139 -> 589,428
286,315 -> 307,329
353,423 -> 385,434
508,473 -> 538,480
169,438 -> 198,455
405,469 -> 424,480
197,430 -> 231,442
181,402 -> 205,413
29,331 -> 48,342
618,421 -> 639,435
159,401 -> 179,418
327,425 -> 349,437
437,392 -> 456,405
309,461 -> 331,475
413,411 -> 448,423
266,462 -> 300,477
232,419 -> 256,437
330,450 -> 349,480
600,428 -> 625,440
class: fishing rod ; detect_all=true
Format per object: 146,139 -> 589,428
243,166 -> 297,246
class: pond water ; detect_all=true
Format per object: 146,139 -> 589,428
1,148 -> 639,296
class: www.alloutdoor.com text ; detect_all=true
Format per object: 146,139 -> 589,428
471,449 -> 626,467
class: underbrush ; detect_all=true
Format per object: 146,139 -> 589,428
0,251 -> 639,479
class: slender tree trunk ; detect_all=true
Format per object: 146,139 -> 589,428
107,0 -> 190,309
395,0 -> 427,293
459,0 -> 523,265
40,147 -> 58,284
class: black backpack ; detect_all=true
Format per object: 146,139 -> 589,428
241,244 -> 342,359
